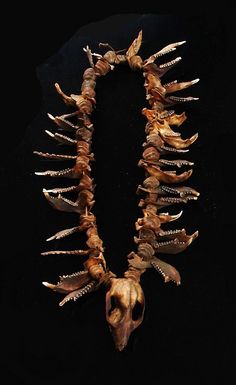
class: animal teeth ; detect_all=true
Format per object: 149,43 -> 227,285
161,186 -> 180,195
169,96 -> 199,102
59,281 -> 96,307
35,168 -> 72,177
60,271 -> 87,279
159,57 -> 182,69
41,249 -> 89,256
159,197 -> 187,203
163,80 -> 178,87
43,186 -> 78,193
159,229 -> 183,236
159,110 -> 175,118
45,130 -> 77,144
161,145 -> 189,153
34,151 -> 77,160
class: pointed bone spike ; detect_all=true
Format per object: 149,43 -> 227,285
47,113 -> 55,120
168,210 -> 183,221
158,211 -> 183,223
126,30 -> 143,58
45,130 -> 55,138
177,40 -> 186,45
42,281 -> 56,290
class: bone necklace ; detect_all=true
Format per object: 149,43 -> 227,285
35,31 -> 200,351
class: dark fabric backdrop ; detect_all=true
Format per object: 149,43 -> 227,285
1,13 -> 234,385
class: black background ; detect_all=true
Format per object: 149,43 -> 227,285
1,13 -> 234,384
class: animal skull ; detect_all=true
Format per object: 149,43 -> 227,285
105,277 -> 145,351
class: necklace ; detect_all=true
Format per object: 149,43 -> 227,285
35,31 -> 199,351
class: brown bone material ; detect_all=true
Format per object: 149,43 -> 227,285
36,31 -> 200,351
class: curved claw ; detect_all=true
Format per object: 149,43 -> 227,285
158,211 -> 183,223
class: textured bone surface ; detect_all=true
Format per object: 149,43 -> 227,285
106,278 -> 145,351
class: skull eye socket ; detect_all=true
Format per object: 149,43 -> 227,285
108,295 -> 118,317
132,301 -> 143,321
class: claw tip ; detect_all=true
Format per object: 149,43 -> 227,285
46,236 -> 54,242
42,281 -> 55,289
45,130 -> 54,137
47,113 -> 55,120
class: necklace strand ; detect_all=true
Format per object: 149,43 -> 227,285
35,31 -> 199,351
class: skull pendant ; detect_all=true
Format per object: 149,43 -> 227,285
105,277 -> 145,351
